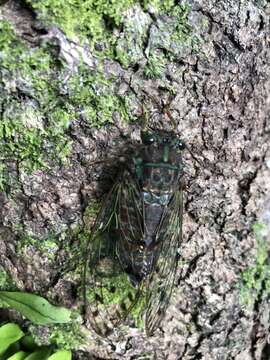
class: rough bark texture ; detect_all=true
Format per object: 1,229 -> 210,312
0,0 -> 270,359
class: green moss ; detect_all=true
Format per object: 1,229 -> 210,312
116,1 -> 198,67
170,3 -> 193,42
239,222 -> 270,307
81,202 -> 149,331
149,2 -> 200,62
17,234 -> 59,261
200,17 -> 209,30
48,316 -> 86,350
87,270 -> 131,303
0,20 -> 131,191
114,48 -> 131,68
130,293 -> 146,329
0,322 -> 73,358
26,0 -> 186,49
144,53 -> 166,79
0,270 -> 16,307
25,1 -> 198,67
143,0 -> 175,12
0,270 -> 16,292
0,21 -> 72,190
26,0 -> 135,49
0,163 -> 7,193
0,21 -> 25,67
1,102 -> 46,172
114,4 -> 151,68
85,256 -> 147,328
83,201 -> 101,219
68,64 -> 130,127
27,312 -> 85,350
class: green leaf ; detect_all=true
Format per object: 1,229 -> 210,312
48,350 -> 72,360
24,348 -> 51,360
0,292 -> 71,325
7,351 -> 28,360
2,342 -> 21,360
0,323 -> 24,356
20,335 -> 38,351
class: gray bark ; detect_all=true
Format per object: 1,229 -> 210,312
0,0 -> 270,359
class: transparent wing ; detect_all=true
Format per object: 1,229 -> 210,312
116,173 -> 145,276
145,189 -> 183,335
83,171 -> 145,335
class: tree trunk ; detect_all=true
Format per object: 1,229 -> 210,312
0,0 -> 269,359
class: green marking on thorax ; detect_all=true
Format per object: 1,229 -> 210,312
144,163 -> 178,170
163,144 -> 169,162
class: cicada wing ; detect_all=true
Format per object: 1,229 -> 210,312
83,171 -> 145,335
116,172 -> 145,274
82,180 -> 121,335
145,189 -> 183,335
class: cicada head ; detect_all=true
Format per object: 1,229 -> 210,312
134,130 -> 185,193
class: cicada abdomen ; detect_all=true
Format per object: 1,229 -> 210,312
83,129 -> 185,336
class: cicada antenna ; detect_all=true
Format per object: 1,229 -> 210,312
87,153 -> 129,167
140,92 -> 163,131
140,102 -> 149,132
163,106 -> 177,130
133,88 -> 207,169
184,144 -> 204,168
87,158 -> 114,167
141,89 -> 178,130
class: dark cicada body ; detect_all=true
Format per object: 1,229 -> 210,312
83,129 -> 185,336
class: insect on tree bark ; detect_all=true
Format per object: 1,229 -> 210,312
82,100 -> 192,336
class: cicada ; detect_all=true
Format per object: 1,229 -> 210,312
83,129 -> 186,336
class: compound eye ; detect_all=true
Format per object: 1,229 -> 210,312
177,140 -> 185,150
142,132 -> 155,145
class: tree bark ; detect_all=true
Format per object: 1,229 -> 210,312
0,0 -> 270,359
